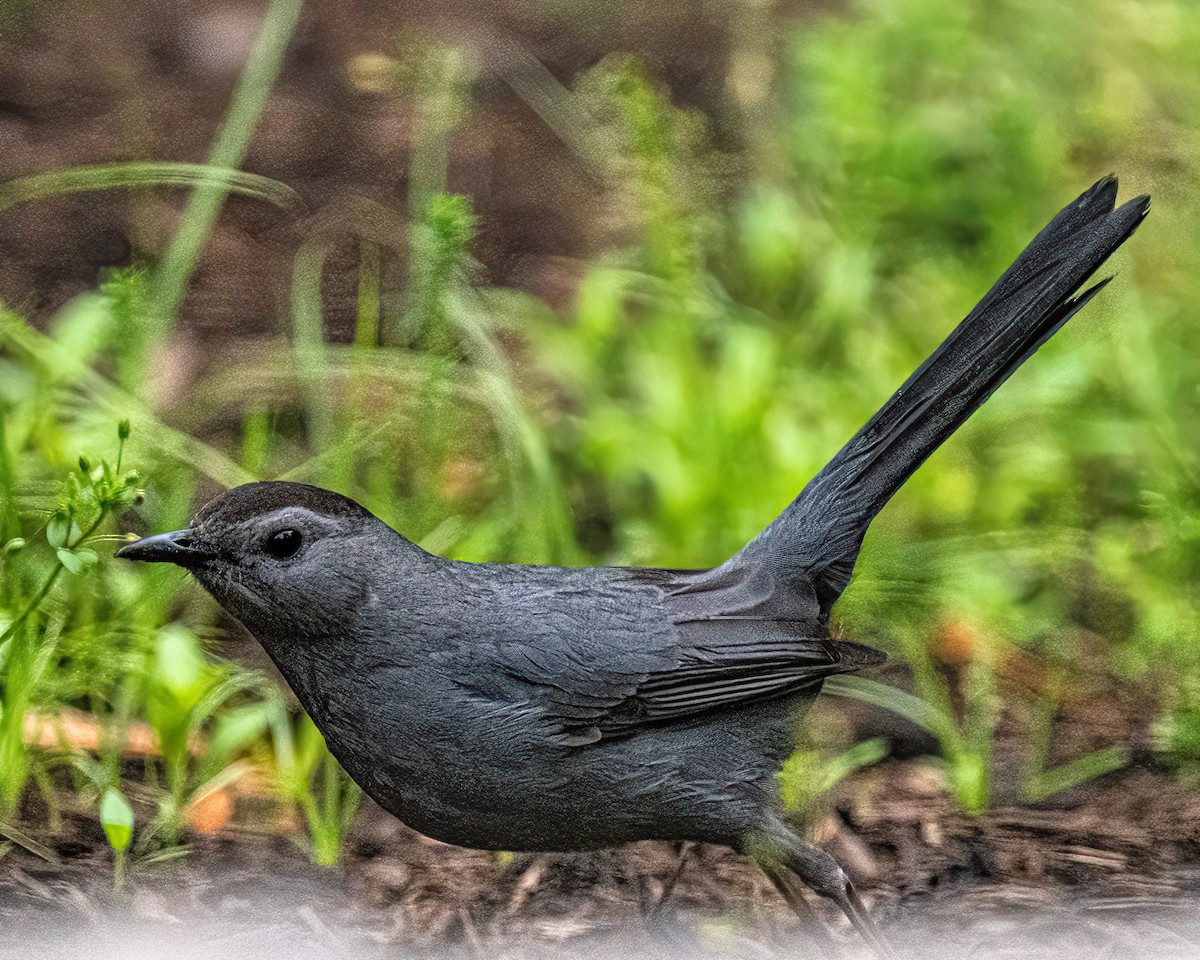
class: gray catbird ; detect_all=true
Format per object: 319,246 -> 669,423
119,178 -> 1148,957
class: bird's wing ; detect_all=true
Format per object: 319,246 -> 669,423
577,562 -> 883,733
590,614 -> 877,737
457,564 -> 880,746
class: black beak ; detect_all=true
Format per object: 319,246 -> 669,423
116,529 -> 214,567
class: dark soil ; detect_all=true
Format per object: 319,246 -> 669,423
0,0 -> 764,333
6,753 -> 1200,959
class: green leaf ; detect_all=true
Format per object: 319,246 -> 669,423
56,548 -> 84,575
73,548 -> 99,567
1022,746 -> 1128,804
824,675 -> 960,747
155,626 -> 206,698
46,513 -> 70,549
100,788 -> 134,852
816,737 -> 890,794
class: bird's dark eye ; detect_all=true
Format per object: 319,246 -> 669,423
264,528 -> 302,560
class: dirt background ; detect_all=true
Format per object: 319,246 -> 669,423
0,0 -> 785,332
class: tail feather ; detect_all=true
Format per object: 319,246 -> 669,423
730,177 -> 1150,610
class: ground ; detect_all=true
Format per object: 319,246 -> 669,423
6,752 -> 1200,958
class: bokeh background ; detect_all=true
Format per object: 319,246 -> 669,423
0,0 -> 1198,954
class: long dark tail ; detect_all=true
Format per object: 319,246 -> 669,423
729,176 -> 1149,611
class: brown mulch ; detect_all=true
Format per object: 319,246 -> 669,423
5,757 -> 1200,958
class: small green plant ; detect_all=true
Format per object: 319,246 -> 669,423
136,626 -> 271,850
827,673 -> 1130,812
0,421 -> 142,819
99,786 -> 134,890
271,712 -> 362,866
827,674 -> 997,813
1020,695 -> 1127,804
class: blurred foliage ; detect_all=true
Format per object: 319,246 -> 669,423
778,735 -> 889,818
0,0 -> 1198,870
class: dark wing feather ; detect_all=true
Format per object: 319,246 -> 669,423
455,563 -> 881,747
593,615 -> 881,735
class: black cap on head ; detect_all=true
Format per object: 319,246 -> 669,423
190,481 -> 375,528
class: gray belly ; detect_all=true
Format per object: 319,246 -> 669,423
315,693 -> 812,852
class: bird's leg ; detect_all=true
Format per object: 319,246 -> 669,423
747,819 -> 897,960
761,863 -> 844,958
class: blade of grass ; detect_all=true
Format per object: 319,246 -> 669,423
0,820 -> 59,864
1022,746 -> 1128,804
824,674 -> 963,754
492,40 -> 603,173
149,0 -> 305,335
355,240 -> 381,350
290,235 -> 336,463
0,311 -> 254,488
0,163 -> 303,216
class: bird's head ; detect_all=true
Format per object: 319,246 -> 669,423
117,481 -> 413,644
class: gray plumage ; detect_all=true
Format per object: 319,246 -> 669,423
119,178 -> 1149,955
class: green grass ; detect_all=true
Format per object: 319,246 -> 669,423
0,0 -> 1198,872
